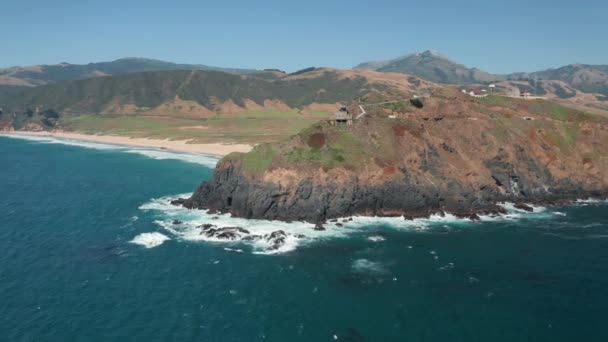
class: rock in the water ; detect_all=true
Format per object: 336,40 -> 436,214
170,198 -> 186,206
514,203 -> 534,212
313,223 -> 326,231
172,220 -> 183,225
199,226 -> 249,240
264,230 -> 288,250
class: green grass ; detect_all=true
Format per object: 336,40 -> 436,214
58,110 -> 329,144
562,124 -> 578,146
478,95 -> 518,109
242,144 -> 277,173
284,125 -> 370,170
544,130 -> 568,151
527,100 -> 571,121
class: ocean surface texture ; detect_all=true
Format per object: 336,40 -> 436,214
1,135 -> 607,342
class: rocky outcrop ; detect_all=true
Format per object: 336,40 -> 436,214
182,155 -> 602,223
180,93 -> 608,223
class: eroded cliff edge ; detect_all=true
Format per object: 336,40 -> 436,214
181,90 -> 608,223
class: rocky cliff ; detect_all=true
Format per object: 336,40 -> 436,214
181,89 -> 608,223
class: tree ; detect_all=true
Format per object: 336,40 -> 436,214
410,98 -> 424,108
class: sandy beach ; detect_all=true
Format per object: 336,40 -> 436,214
0,131 -> 253,156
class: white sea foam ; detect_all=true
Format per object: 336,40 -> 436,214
224,247 -> 245,253
576,198 -> 608,204
138,194 -> 578,254
367,236 -> 385,242
130,232 -> 170,248
499,202 -> 546,213
123,149 -> 219,167
352,259 -> 387,275
140,194 -> 347,255
1,134 -> 220,166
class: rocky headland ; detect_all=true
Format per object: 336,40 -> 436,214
177,88 -> 608,223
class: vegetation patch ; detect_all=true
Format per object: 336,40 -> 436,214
285,125 -> 372,170
307,133 -> 326,148
410,98 -> 424,108
543,129 -> 569,152
56,110 -> 328,144
527,100 -> 571,121
242,144 -> 277,174
562,124 -> 578,146
478,95 -> 518,110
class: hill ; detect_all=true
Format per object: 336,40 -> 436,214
506,64 -> 608,96
0,68 -> 431,143
181,89 -> 608,223
356,51 -> 608,98
0,57 -> 256,92
355,50 -> 498,84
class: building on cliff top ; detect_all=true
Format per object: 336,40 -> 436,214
328,105 -> 353,126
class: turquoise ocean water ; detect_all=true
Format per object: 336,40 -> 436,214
1,135 -> 608,341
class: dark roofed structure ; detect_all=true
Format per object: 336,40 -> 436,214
328,105 -> 353,126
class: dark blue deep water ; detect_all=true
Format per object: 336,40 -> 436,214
1,135 -> 608,342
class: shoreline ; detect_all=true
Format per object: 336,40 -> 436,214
0,130 -> 253,156
178,190 -> 608,225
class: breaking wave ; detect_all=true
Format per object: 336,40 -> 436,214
137,195 -> 573,255
139,194 -> 354,255
0,134 -> 219,167
130,232 -> 171,248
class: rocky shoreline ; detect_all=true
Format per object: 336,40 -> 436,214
172,150 -> 607,224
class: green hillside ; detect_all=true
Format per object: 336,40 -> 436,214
0,68 -> 408,143
0,57 -> 255,88
0,69 -> 390,116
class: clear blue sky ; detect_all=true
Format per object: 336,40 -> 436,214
1,0 -> 606,73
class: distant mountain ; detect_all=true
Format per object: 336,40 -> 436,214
506,64 -> 608,96
354,50 -> 498,84
0,58 -> 256,92
355,51 -> 608,96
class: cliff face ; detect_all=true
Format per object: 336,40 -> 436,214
183,91 -> 608,223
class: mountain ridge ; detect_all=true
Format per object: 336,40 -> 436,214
355,50 -> 608,96
0,67 -> 431,131
0,57 -> 257,95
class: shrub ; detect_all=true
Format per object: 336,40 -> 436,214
410,98 -> 424,108
41,109 -> 59,118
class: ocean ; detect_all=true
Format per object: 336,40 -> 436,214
1,135 -> 608,342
